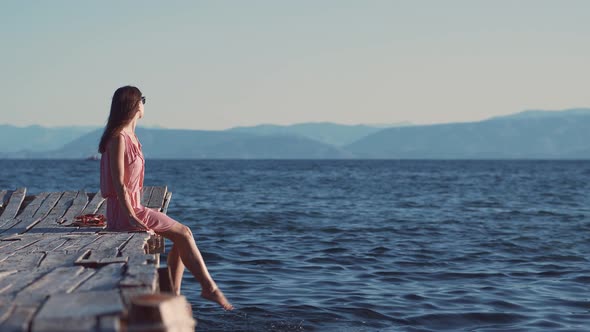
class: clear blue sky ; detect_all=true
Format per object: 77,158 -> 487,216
1,1 -> 588,129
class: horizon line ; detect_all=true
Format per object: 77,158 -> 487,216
1,107 -> 589,131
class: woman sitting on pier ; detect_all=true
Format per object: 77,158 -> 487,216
98,85 -> 233,310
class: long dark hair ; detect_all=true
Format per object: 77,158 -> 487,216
98,86 -> 142,153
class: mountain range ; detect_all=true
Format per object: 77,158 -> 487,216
228,121 -> 412,146
0,124 -> 98,152
1,108 -> 589,159
347,108 -> 590,159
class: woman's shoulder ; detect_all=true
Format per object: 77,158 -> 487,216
111,132 -> 126,144
106,132 -> 126,153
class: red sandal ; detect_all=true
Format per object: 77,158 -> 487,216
73,214 -> 106,227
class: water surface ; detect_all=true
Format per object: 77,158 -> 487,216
1,160 -> 589,331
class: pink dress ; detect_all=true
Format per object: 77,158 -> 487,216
100,130 -> 176,232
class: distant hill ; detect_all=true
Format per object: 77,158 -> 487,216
0,124 -> 98,152
1,109 -> 589,159
489,108 -> 590,120
228,122 -> 411,146
34,127 -> 352,159
345,108 -> 590,159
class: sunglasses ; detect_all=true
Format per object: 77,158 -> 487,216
141,96 -> 146,105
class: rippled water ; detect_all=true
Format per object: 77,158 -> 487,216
1,160 -> 589,331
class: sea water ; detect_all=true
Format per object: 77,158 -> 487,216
1,160 -> 589,331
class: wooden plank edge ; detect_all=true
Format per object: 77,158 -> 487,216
162,191 -> 172,214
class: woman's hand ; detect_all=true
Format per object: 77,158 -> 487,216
129,215 -> 152,233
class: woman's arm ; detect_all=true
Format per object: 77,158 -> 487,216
107,134 -> 150,231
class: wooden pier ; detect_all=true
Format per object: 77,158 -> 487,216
0,186 -> 192,331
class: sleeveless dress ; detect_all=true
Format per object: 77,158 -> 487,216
100,131 -> 176,232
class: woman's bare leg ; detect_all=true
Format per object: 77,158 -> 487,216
167,244 -> 185,295
158,222 -> 233,310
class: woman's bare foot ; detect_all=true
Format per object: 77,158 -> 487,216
201,287 -> 234,310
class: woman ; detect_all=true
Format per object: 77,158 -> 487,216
98,85 -> 233,310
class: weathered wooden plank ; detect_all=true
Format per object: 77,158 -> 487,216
119,233 -> 149,254
120,264 -> 158,291
0,191 -> 30,235
76,263 -> 125,292
0,240 -> 47,263
162,191 -> 172,214
29,266 -> 98,294
0,218 -> 24,235
49,237 -> 71,251
20,266 -> 85,296
0,270 -> 18,283
59,234 -> 101,251
0,190 -> 8,209
15,193 -> 49,223
0,304 -> 39,332
73,233 -> 133,266
96,200 -> 107,217
125,263 -> 159,277
97,257 -> 129,265
80,191 -> 105,215
0,239 -> 29,255
126,253 -> 158,266
0,239 -> 16,250
0,269 -> 46,297
37,251 -> 83,270
32,226 -> 76,235
0,236 -> 44,258
67,268 -> 98,293
98,315 -> 120,332
127,294 -> 196,331
1,192 -> 62,236
146,234 -> 165,254
61,190 -> 90,224
75,249 -> 128,267
82,233 -> 134,251
140,186 -> 154,206
19,236 -> 69,254
0,252 -> 17,265
119,286 -> 153,308
0,244 -> 15,259
40,191 -> 74,222
147,186 -> 167,210
0,252 -> 45,271
32,316 -> 97,332
0,298 -> 13,327
31,192 -> 62,220
34,289 -> 123,320
119,233 -> 156,265
89,247 -> 127,263
0,188 -> 174,330
17,266 -> 84,298
68,225 -> 106,234
19,192 -> 63,234
26,192 -> 76,234
0,188 -> 26,223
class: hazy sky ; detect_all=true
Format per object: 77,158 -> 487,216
1,1 -> 589,130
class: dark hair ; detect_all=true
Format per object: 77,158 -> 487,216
98,86 -> 142,153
